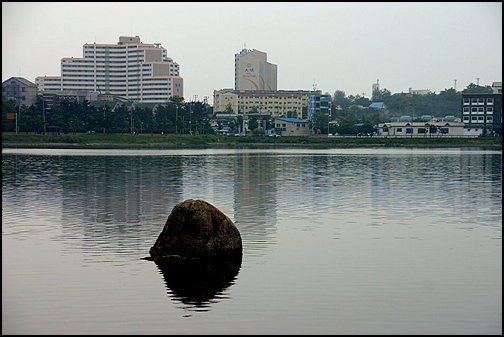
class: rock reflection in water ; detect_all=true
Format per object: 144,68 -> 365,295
153,254 -> 242,312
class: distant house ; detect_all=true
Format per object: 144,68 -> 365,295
274,118 -> 310,136
2,76 -> 38,106
409,88 -> 432,95
369,102 -> 387,109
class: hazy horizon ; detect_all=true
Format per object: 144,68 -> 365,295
2,2 -> 502,104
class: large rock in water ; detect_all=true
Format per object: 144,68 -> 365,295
149,199 -> 242,259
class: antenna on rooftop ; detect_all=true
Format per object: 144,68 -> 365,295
454,79 -> 457,90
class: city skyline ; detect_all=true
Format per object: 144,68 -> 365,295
2,2 -> 502,105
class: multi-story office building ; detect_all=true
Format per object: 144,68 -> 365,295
307,92 -> 330,120
35,36 -> 183,103
235,49 -> 277,91
461,92 -> 502,136
213,89 -> 323,119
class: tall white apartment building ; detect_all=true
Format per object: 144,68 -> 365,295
235,49 -> 277,91
36,36 -> 183,103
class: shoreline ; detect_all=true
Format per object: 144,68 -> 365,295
2,142 -> 501,150
2,134 -> 502,150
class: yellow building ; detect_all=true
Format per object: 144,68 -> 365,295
274,118 -> 311,136
213,89 -> 322,119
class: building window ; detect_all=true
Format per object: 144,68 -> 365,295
463,116 -> 469,122
471,116 -> 478,121
478,107 -> 484,113
406,128 -> 413,134
463,107 -> 469,114
487,107 -> 493,113
471,107 -> 478,113
463,98 -> 470,105
471,98 -> 478,104
486,116 -> 493,123
487,98 -> 493,104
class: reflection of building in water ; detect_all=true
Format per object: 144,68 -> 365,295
233,153 -> 277,255
59,156 -> 184,256
177,153 -> 278,257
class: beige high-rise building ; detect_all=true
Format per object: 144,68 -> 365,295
235,49 -> 277,91
36,36 -> 183,103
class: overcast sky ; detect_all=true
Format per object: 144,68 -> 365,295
2,2 -> 502,104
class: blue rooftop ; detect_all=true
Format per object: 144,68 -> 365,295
369,102 -> 385,108
276,118 -> 309,123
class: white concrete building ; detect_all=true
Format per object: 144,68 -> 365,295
377,121 -> 468,137
36,36 -> 183,103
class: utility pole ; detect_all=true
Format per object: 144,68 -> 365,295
42,95 -> 46,135
15,96 -> 21,134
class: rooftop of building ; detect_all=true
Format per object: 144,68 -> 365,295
276,118 -> 309,123
3,77 -> 38,87
369,102 -> 385,108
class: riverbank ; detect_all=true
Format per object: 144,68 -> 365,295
2,133 -> 502,149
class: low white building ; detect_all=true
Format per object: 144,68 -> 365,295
376,121 -> 471,137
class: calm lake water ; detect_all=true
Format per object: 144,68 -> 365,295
2,147 -> 502,334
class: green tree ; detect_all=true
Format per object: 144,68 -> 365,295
332,90 -> 351,108
111,105 -> 129,132
68,115 -> 81,134
287,110 -> 297,118
161,116 -> 172,133
224,102 -> 234,114
310,111 -> 329,134
146,114 -> 158,134
462,83 -> 493,94
236,115 -> 244,133
248,116 -> 259,131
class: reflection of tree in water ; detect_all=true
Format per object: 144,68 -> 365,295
154,255 -> 242,312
